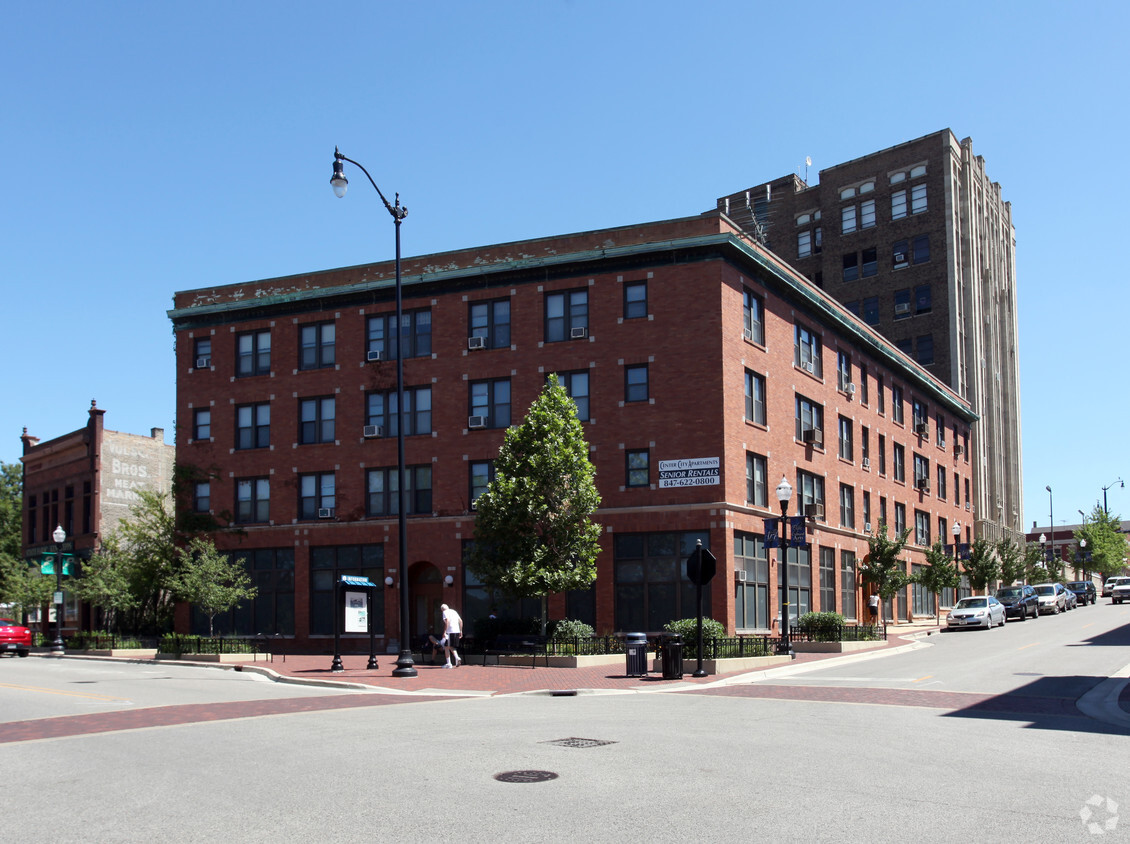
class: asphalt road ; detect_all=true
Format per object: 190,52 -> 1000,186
3,604 -> 1128,843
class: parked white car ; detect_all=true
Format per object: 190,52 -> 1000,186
946,595 -> 1006,630
1110,577 -> 1130,605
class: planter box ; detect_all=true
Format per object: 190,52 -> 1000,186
157,652 -> 270,663
792,640 -> 880,654
85,648 -> 158,658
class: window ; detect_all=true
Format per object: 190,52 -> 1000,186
862,296 -> 879,326
613,531 -> 709,632
914,454 -> 930,489
795,395 -> 824,445
917,335 -> 934,365
896,338 -> 913,355
368,309 -> 432,360
877,375 -> 885,413
894,502 -> 906,535
936,413 -> 946,447
891,385 -> 904,423
624,282 -> 647,319
626,450 -> 650,487
310,544 -> 382,636
912,234 -> 929,264
194,482 -> 210,513
743,289 -> 765,345
746,453 -> 767,506
469,299 -> 510,349
840,484 -> 855,529
237,330 -> 271,377
891,190 -> 907,220
862,491 -> 871,528
880,496 -> 888,527
553,371 -> 590,422
797,230 -> 812,258
735,532 -> 769,629
937,465 -> 947,500
299,397 -> 335,445
860,367 -> 869,404
794,323 -> 822,377
469,379 -> 511,428
193,408 -> 211,440
915,510 -> 930,546
236,403 -> 270,450
366,466 -> 432,516
197,547 -> 295,637
893,442 -> 907,482
193,337 -> 212,369
299,472 -> 336,519
300,322 -> 335,370
367,386 -> 432,436
861,246 -> 878,277
845,300 -> 860,317
911,183 -> 927,214
837,350 -> 852,392
470,460 -> 495,507
744,370 -> 766,425
841,550 -> 857,620
879,434 -> 887,475
838,416 -> 853,461
796,471 -> 825,520
546,289 -> 588,341
842,252 -> 859,282
894,288 -> 911,319
912,398 -> 928,429
236,478 -> 270,524
842,204 -> 857,234
915,285 -> 932,315
860,199 -> 876,229
625,364 -> 649,403
892,239 -> 909,269
861,426 -> 870,466
819,547 -> 836,614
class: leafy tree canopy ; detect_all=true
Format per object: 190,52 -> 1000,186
1075,506 -> 1128,579
915,539 -> 961,622
170,536 -> 257,637
963,538 -> 1001,593
859,521 -> 910,623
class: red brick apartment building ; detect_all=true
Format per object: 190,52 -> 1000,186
20,402 -> 174,633
168,211 -> 974,651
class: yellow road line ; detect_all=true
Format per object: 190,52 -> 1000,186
0,681 -> 125,702
912,675 -> 933,683
1017,642 -> 1039,651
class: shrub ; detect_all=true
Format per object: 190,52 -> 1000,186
548,618 -> 595,640
663,617 -> 725,642
797,611 -> 845,642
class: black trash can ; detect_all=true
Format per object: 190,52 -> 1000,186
660,635 -> 684,680
624,632 -> 648,677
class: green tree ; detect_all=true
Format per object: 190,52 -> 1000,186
963,539 -> 1001,594
914,539 -> 961,623
1023,542 -> 1049,584
70,532 -> 140,632
0,554 -> 53,620
859,521 -> 911,625
1075,505 -> 1129,580
465,374 -> 602,634
996,537 -> 1025,585
169,536 -> 257,637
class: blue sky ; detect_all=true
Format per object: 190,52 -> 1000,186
2,1 -> 1126,531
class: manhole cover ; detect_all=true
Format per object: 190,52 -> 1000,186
541,737 -> 618,749
495,770 -> 559,783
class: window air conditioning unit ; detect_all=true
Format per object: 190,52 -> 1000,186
363,425 -> 383,439
894,302 -> 910,314
742,328 -> 753,342
803,360 -> 815,374
915,478 -> 930,492
804,503 -> 824,520
915,423 -> 929,437
954,444 -> 965,456
317,508 -> 335,519
467,415 -> 487,429
893,252 -> 907,263
865,522 -> 873,534
965,502 -> 971,510
470,499 -> 478,511
862,457 -> 871,469
570,326 -> 588,339
847,382 -> 856,395
802,428 -> 823,447
195,357 -> 211,369
366,350 -> 384,362
736,569 -> 749,583
467,336 -> 486,350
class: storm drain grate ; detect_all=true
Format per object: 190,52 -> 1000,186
541,737 -> 618,749
495,770 -> 559,783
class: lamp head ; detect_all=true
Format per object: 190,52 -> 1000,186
775,476 -> 793,506
330,150 -> 348,198
52,525 -> 66,544
1039,533 -> 1046,544
1046,485 -> 1052,493
952,522 -> 960,537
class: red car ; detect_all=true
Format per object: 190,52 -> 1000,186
0,619 -> 32,657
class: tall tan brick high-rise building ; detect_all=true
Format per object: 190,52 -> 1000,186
717,130 -> 1022,544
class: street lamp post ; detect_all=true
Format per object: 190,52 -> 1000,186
51,525 -> 66,654
331,148 -> 417,678
1046,485 -> 1054,576
775,477 -> 794,657
1102,478 -> 1123,518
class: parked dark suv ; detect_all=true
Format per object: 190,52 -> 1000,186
995,585 -> 1040,620
1066,581 -> 1097,605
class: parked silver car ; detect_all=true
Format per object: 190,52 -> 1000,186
946,595 -> 1006,630
1033,583 -> 1067,614
1111,577 -> 1130,605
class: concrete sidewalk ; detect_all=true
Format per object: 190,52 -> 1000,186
232,622 -> 942,696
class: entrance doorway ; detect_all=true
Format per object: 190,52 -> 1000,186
409,562 -> 443,640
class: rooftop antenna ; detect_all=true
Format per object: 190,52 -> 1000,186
804,156 -> 812,183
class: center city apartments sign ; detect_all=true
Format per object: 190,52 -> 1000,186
658,457 -> 720,488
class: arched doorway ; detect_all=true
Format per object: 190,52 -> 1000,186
408,562 -> 443,640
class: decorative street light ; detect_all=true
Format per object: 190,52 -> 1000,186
1102,478 -> 1123,517
331,148 -> 416,678
51,525 -> 66,654
775,477 -> 794,657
